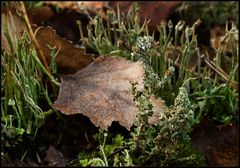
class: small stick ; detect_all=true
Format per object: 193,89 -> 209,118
201,54 -> 238,90
19,1 -> 57,97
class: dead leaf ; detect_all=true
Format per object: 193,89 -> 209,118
54,56 -> 145,130
35,26 -> 94,74
191,118 -> 239,166
54,56 -> 166,130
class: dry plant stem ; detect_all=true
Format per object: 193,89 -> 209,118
19,1 -> 57,97
201,54 -> 238,90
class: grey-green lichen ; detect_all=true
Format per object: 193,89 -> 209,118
128,36 -> 201,166
131,36 -> 175,93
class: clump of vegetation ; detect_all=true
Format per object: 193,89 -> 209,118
1,1 -> 238,167
1,28 -> 44,147
80,3 -> 203,105
1,5 -> 59,163
79,2 -> 239,124
76,2 -> 238,166
190,22 -> 239,124
129,79 -> 205,166
127,36 -> 203,166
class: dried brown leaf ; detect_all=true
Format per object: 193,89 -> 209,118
35,26 -> 94,74
54,56 -> 166,130
54,56 -> 146,130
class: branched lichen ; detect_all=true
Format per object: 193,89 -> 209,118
132,36 -> 175,93
129,36 -> 201,166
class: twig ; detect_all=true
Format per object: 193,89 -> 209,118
201,54 -> 238,90
19,1 -> 58,97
